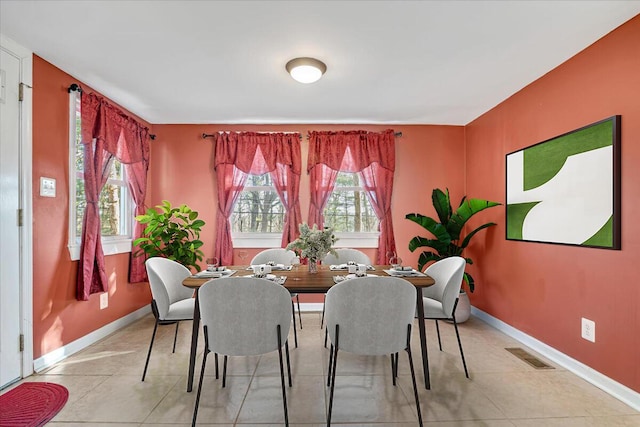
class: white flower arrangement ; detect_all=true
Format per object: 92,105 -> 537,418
286,223 -> 338,262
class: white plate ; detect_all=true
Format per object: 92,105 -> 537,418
193,269 -> 236,278
345,274 -> 378,279
249,274 -> 277,280
383,269 -> 424,277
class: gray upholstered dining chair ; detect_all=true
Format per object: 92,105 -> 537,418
421,256 -> 469,378
321,248 -> 372,266
324,276 -> 423,426
192,277 -> 292,426
250,248 -> 302,345
321,248 -> 372,344
142,257 -> 195,381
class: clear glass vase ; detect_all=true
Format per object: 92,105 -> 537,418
308,259 -> 318,274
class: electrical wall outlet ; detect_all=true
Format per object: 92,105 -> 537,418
581,317 -> 595,342
100,292 -> 108,310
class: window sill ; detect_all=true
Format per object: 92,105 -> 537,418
333,232 -> 380,248
232,233 -> 283,248
231,232 -> 380,249
68,238 -> 132,261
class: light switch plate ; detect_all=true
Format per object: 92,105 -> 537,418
40,177 -> 56,197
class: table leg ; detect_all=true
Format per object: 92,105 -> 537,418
187,289 -> 200,392
416,287 -> 431,389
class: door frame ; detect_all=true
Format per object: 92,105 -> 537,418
1,34 -> 34,380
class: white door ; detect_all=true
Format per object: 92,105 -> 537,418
0,47 -> 23,388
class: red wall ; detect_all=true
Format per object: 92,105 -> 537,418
465,16 -> 640,392
32,56 -> 152,358
149,124 -> 466,303
31,15 -> 639,395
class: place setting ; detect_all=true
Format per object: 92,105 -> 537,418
190,257 -> 237,279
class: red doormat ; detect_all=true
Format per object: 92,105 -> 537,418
0,382 -> 69,427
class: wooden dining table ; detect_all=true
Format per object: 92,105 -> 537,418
182,265 -> 436,391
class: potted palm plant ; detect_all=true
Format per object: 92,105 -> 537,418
133,200 -> 206,272
405,188 -> 500,321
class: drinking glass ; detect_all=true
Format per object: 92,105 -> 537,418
206,257 -> 219,271
237,250 -> 249,265
290,256 -> 301,280
386,250 -> 397,265
390,255 -> 402,270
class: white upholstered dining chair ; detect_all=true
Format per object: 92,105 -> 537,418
250,248 -> 302,346
421,256 -> 469,378
324,276 -> 423,426
192,277 -> 292,426
142,257 -> 195,381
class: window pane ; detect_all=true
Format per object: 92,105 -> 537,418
231,174 -> 284,233
99,182 -> 123,236
324,172 -> 379,232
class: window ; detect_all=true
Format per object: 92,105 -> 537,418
324,171 -> 380,247
68,91 -> 133,260
231,173 -> 285,247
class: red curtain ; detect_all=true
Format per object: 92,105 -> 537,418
307,129 -> 397,264
213,132 -> 302,265
77,93 -> 150,300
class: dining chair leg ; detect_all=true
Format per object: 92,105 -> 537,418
215,353 -> 219,379
452,315 -> 469,378
296,294 -> 303,329
405,324 -> 423,427
435,319 -> 443,351
141,319 -> 159,381
291,301 -> 298,348
192,327 -> 210,427
327,325 -> 340,427
285,340 -> 292,387
222,355 -> 228,388
390,354 -> 396,386
172,322 -> 180,353
276,325 -> 289,427
321,294 -> 326,328
324,327 -> 328,348
327,343 -> 334,387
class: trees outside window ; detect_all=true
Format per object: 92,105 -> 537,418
68,91 -> 131,260
323,172 -> 379,233
231,173 -> 284,233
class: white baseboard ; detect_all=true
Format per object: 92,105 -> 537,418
471,306 -> 640,412
299,303 -> 324,312
33,305 -> 151,373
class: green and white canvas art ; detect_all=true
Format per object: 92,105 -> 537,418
506,116 -> 620,249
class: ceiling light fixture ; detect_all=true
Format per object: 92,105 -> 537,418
285,57 -> 327,84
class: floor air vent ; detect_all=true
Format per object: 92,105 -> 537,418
505,347 -> 555,369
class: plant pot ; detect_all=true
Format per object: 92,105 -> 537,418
454,290 -> 471,323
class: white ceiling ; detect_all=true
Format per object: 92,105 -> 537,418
1,1 -> 639,125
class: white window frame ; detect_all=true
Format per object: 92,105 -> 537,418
324,172 -> 380,248
67,90 -> 133,261
230,174 -> 285,248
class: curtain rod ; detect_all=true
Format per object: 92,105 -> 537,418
202,132 -> 302,140
203,131 -> 403,140
304,131 -> 403,138
67,83 -> 156,140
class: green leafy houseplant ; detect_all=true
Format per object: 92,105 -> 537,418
406,188 -> 500,292
133,201 -> 205,272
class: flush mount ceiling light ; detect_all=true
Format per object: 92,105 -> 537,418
285,57 -> 327,84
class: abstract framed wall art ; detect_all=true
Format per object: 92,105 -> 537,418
506,116 -> 621,249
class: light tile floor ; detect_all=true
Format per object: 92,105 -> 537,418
6,313 -> 640,426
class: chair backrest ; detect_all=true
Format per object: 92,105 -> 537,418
423,256 -> 466,317
325,277 -> 416,356
198,277 -> 293,356
322,248 -> 371,266
250,248 -> 297,265
145,257 -> 193,320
